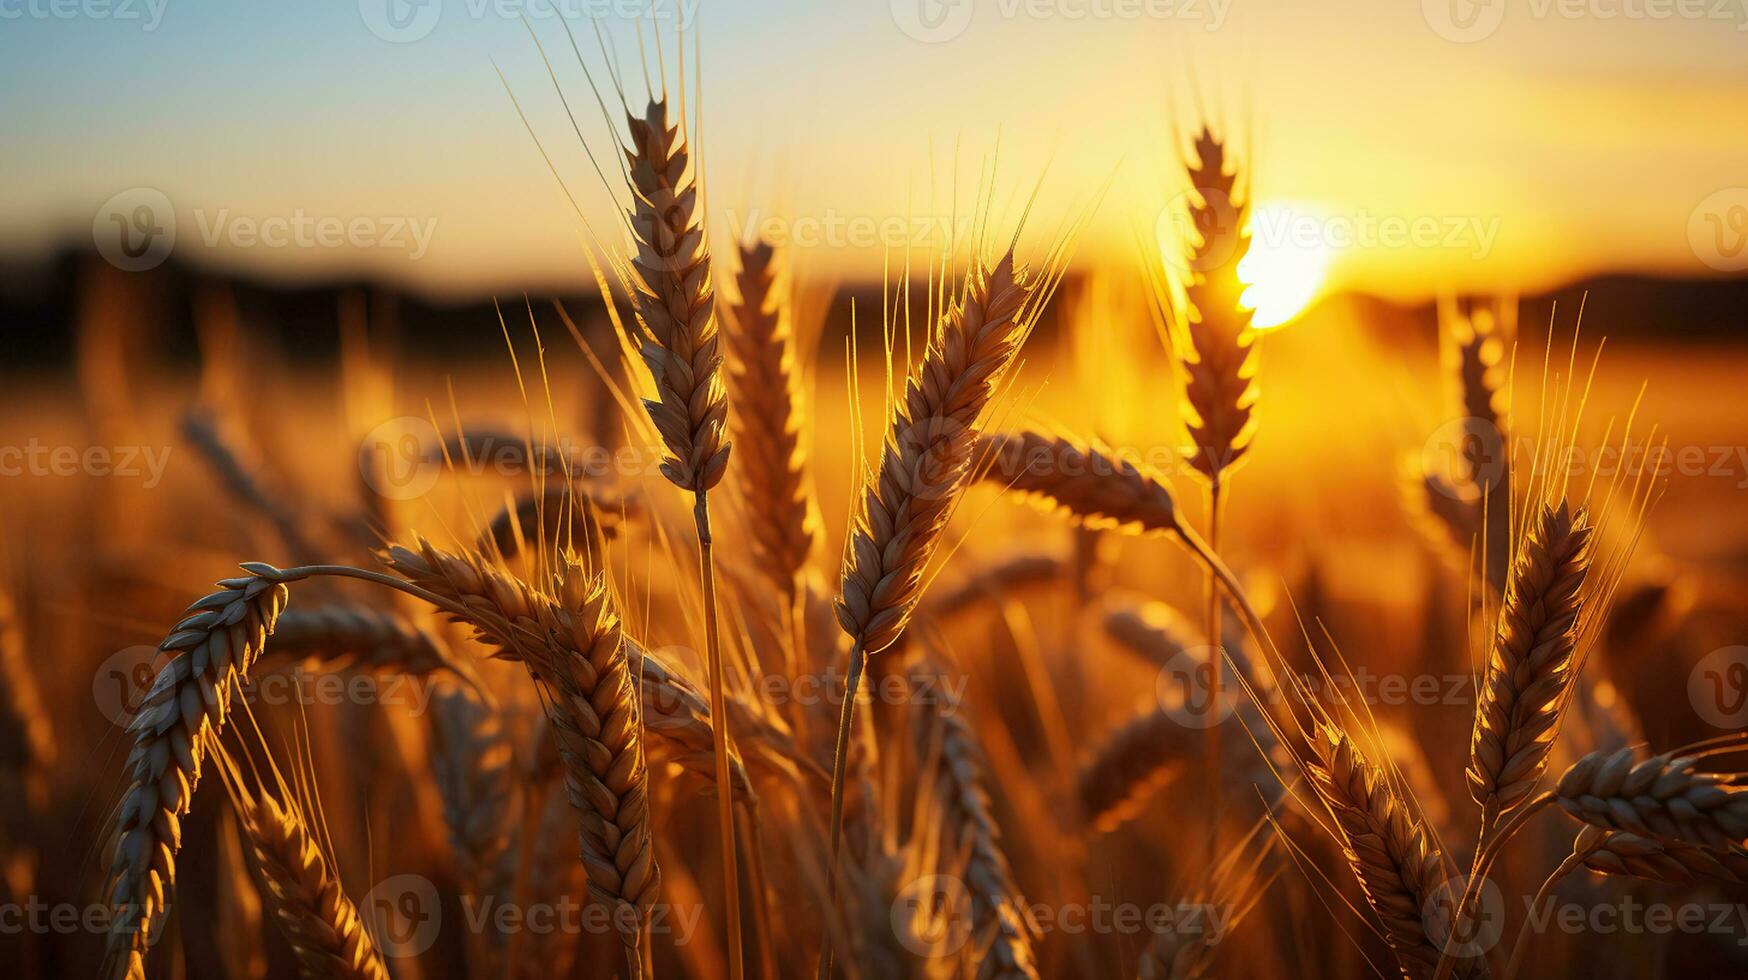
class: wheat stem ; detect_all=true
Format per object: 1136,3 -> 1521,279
693,490 -> 746,979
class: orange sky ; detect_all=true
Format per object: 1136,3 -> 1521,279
3,0 -> 1746,302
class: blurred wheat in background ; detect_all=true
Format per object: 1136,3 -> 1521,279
3,8 -> 1748,980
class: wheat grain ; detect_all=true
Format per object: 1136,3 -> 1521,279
1468,500 -> 1592,814
1573,824 -> 1748,884
104,564 -> 290,979
381,540 -> 658,963
225,771 -> 390,980
913,664 -> 1038,980
1172,126 -> 1257,486
1554,747 -> 1748,849
622,97 -> 731,493
836,250 -> 1033,656
428,684 -> 521,936
977,430 -> 1180,536
1309,725 -> 1488,979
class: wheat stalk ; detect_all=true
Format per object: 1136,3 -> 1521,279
104,564 -> 290,979
824,249 -> 1034,975
1309,725 -> 1488,980
381,540 -> 658,970
620,92 -> 743,976
222,763 -> 390,980
1468,500 -> 1593,815
724,238 -> 821,602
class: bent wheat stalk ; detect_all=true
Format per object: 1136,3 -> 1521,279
380,540 -> 659,973
620,95 -> 742,978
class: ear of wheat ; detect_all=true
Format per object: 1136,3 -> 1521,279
0,589 -> 55,823
181,408 -> 323,563
1554,747 -> 1748,849
1309,725 -> 1488,980
479,485 -> 638,563
381,541 -> 658,968
224,769 -> 390,980
926,552 -> 1067,623
1573,824 -> 1748,884
724,238 -> 821,601
1451,304 -> 1512,596
105,564 -> 290,979
978,430 -> 1180,535
1173,126 -> 1257,487
836,251 -> 1033,656
623,97 -> 731,494
1468,500 -> 1592,814
428,683 -> 521,943
912,663 -> 1039,980
263,602 -> 457,678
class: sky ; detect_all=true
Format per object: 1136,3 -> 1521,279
2,0 -> 1746,303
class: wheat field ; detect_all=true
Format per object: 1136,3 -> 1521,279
3,32 -> 1748,980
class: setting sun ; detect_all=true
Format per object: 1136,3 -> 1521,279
1240,203 -> 1333,329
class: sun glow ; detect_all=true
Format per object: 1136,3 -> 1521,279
1239,203 -> 1333,329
